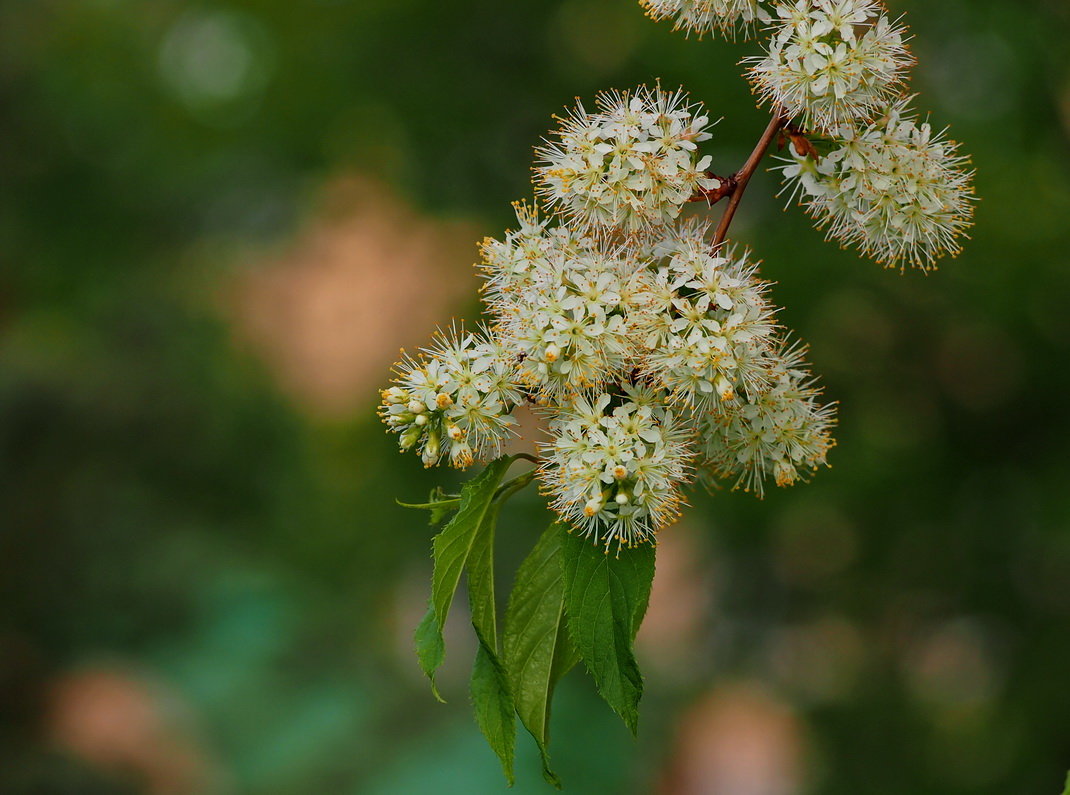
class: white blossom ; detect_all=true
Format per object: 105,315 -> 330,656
534,85 -> 718,235
481,207 -> 653,399
539,385 -> 695,549
778,100 -> 975,269
639,0 -> 771,38
379,327 -> 521,468
638,222 -> 779,408
701,343 -> 836,496
748,0 -> 913,132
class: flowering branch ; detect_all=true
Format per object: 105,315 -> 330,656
383,0 -> 976,785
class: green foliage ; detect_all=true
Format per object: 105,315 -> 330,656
561,533 -> 656,735
1061,770 -> 1069,795
470,630 -> 517,785
407,465 -> 661,787
413,457 -> 511,695
503,523 -> 580,787
467,502 -> 516,781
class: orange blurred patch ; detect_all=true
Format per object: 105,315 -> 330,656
47,666 -> 218,795
231,177 -> 477,417
660,683 -> 804,795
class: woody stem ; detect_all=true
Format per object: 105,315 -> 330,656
711,106 -> 788,249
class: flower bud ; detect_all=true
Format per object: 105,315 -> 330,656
423,430 -> 440,463
408,399 -> 426,414
399,426 -> 422,450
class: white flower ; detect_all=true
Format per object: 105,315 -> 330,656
539,385 -> 695,549
778,99 -> 976,269
379,327 -> 522,468
482,209 -> 654,399
701,343 -> 836,496
478,202 -> 597,307
639,0 -> 771,38
748,0 -> 913,132
637,222 -> 779,408
534,85 -> 718,235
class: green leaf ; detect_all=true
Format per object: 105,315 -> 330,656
467,502 -> 502,643
397,485 -> 460,526
470,628 -> 516,785
561,531 -> 656,735
414,603 -> 445,702
1062,770 -> 1070,795
466,502 -> 516,782
414,457 -> 511,694
503,523 -> 579,788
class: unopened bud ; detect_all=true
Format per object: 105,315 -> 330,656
544,343 -> 561,363
424,430 -> 440,461
408,399 -> 426,414
615,491 -> 630,506
414,413 -> 428,426
583,498 -> 603,517
399,426 -> 422,450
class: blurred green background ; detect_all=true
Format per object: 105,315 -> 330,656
2,0 -> 1068,792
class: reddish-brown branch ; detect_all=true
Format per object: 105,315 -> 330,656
688,173 -> 738,206
711,106 -> 788,249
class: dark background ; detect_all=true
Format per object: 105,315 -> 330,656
2,0 -> 1068,792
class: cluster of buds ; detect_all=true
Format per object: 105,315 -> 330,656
778,99 -> 975,268
534,86 -> 718,234
380,0 -> 973,548
379,329 -> 521,468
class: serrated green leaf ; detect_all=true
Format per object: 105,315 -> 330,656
470,627 -> 516,785
503,523 -> 579,788
416,457 -> 511,693
414,603 -> 445,702
467,502 -> 502,643
561,532 -> 656,735
466,502 -> 516,782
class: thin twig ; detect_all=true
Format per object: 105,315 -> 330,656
711,106 -> 788,249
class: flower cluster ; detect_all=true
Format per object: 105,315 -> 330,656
701,343 -> 836,495
748,0 -> 912,132
380,84 -> 839,548
382,8 -> 974,541
540,387 -> 693,548
639,0 -> 771,38
641,0 -> 973,268
379,328 -> 521,468
482,215 -> 645,399
639,224 -> 778,408
779,101 -> 975,269
534,86 -> 717,235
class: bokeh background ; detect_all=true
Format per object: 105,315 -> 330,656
2,0 -> 1069,792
